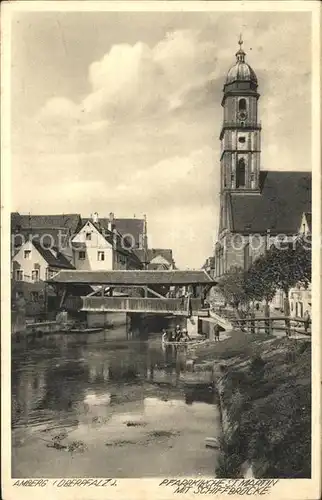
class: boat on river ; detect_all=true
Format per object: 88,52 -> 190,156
161,332 -> 206,348
69,326 -> 105,334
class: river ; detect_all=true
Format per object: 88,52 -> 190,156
11,326 -> 221,478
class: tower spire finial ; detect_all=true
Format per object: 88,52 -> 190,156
236,34 -> 245,62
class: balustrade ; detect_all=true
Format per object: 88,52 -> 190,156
81,296 -> 204,315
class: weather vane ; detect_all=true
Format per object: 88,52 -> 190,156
238,33 -> 243,48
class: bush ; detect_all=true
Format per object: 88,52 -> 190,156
249,355 -> 266,379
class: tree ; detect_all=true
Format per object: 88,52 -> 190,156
216,266 -> 248,311
248,236 -> 311,335
244,254 -> 277,319
267,236 -> 311,316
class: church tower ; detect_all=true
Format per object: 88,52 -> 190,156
219,37 -> 261,233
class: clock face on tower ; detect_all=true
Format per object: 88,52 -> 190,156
238,111 -> 247,121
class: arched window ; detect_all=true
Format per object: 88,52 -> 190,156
239,98 -> 246,111
236,158 -> 246,188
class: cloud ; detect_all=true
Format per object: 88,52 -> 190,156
38,30 -> 219,126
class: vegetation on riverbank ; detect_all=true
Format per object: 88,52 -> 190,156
194,332 -> 311,478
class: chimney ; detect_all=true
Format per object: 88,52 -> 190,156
108,212 -> 114,232
92,212 -> 99,224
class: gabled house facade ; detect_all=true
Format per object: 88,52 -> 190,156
12,240 -> 74,283
11,240 -> 75,318
71,219 -> 142,271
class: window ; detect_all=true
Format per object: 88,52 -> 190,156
16,270 -> 23,281
31,291 -> 39,302
243,243 -> 252,270
79,251 -> 86,260
97,251 -> 105,261
46,269 -> 56,280
236,158 -> 246,188
86,232 -> 92,241
24,250 -> 31,259
239,98 -> 246,111
238,136 -> 246,144
31,269 -> 39,282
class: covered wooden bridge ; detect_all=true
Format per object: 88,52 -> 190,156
48,269 -> 216,317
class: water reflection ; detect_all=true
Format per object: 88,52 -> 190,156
12,327 -> 219,477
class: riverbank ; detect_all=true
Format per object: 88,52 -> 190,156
193,330 -> 311,478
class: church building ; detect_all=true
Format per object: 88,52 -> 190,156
214,38 -> 311,278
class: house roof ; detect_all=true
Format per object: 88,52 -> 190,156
77,219 -> 139,259
202,257 -> 215,269
147,263 -> 170,270
32,241 -> 75,269
48,269 -> 215,286
134,248 -> 173,265
230,171 -> 311,234
11,213 -> 81,233
81,217 -> 145,247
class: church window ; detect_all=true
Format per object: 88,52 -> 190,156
239,98 -> 247,111
238,137 -> 246,144
243,243 -> 252,270
236,158 -> 246,188
240,121 -> 245,127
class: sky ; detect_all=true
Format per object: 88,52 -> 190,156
11,9 -> 312,269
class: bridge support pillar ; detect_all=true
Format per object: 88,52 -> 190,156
186,315 -> 200,339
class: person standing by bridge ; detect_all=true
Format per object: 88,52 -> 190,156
303,310 -> 311,333
213,324 -> 220,342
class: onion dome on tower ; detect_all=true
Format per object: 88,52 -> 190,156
224,35 -> 258,93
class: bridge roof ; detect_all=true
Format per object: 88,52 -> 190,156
48,269 -> 215,286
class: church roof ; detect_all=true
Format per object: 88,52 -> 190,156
230,171 -> 311,234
